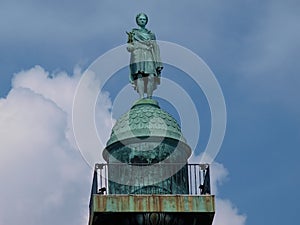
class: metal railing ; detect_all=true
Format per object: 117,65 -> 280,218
188,164 -> 211,195
90,163 -> 211,198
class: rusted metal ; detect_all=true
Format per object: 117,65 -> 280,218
91,195 -> 215,213
89,195 -> 215,225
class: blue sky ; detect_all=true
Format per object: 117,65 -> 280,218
1,0 -> 300,225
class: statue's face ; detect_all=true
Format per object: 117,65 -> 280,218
137,14 -> 147,27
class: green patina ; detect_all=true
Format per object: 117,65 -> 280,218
103,99 -> 191,195
89,195 -> 215,225
106,99 -> 187,146
92,195 -> 215,212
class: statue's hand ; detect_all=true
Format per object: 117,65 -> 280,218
156,67 -> 163,74
127,44 -> 135,52
126,31 -> 133,43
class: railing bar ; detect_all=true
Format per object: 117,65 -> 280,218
191,164 -> 194,194
202,169 -> 205,194
105,165 -> 108,194
170,168 -> 172,194
198,165 -> 201,195
173,163 -> 175,193
193,166 -> 196,195
193,165 -> 195,195
188,164 -> 190,194
193,165 -> 196,194
99,168 -> 102,189
99,169 -> 101,192
147,164 -> 149,192
189,164 -> 192,194
164,164 -> 166,194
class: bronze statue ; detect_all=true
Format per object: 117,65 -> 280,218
127,13 -> 163,98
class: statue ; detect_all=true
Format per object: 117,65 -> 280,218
127,13 -> 163,99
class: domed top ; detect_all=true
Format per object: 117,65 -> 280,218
106,98 -> 187,147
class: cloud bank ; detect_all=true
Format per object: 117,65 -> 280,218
0,66 -> 113,225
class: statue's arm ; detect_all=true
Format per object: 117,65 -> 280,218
151,33 -> 163,72
126,31 -> 135,52
151,33 -> 157,40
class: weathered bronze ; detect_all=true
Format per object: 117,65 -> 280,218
103,99 -> 191,194
89,195 -> 215,225
127,13 -> 163,99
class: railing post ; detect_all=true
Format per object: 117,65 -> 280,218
200,164 -> 211,195
89,165 -> 98,217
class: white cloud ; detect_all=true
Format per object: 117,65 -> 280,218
0,87 -> 66,167
214,198 -> 247,225
189,154 -> 246,225
0,66 -> 113,225
12,65 -> 81,114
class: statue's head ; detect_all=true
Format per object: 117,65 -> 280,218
136,13 -> 148,27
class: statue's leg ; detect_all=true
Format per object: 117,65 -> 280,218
136,75 -> 144,98
147,74 -> 154,98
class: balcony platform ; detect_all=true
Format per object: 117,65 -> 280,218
89,194 -> 215,225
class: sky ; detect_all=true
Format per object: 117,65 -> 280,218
0,0 -> 299,224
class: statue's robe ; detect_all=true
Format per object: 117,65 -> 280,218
127,28 -> 163,92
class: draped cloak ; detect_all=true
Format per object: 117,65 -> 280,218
127,28 -> 163,91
